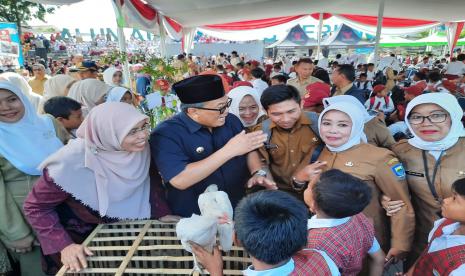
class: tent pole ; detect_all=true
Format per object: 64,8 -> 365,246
158,16 -> 168,59
117,26 -> 131,89
373,0 -> 385,69
316,12 -> 324,59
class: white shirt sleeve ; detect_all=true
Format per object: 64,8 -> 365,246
368,237 -> 381,254
385,96 -> 395,113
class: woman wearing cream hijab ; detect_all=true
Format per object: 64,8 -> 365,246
37,74 -> 75,113
67,79 -> 111,115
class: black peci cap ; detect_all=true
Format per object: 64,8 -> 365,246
173,74 -> 225,104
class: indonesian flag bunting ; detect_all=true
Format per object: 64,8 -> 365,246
446,22 -> 465,56
334,14 -> 440,35
112,0 -> 182,39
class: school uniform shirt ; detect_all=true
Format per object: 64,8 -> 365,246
425,81 -> 450,93
307,214 -> 379,275
392,137 -> 465,263
364,96 -> 395,114
287,76 -> 323,97
418,218 -> 465,275
445,61 -> 465,76
243,251 -> 340,276
252,113 -> 321,197
251,78 -> 269,96
354,80 -> 372,91
150,112 -> 249,217
417,62 -> 431,70
366,70 -> 375,81
317,143 -> 415,252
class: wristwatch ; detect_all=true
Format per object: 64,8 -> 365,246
291,176 -> 308,191
252,169 -> 267,177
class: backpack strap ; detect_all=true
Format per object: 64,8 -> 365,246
303,111 -> 320,138
369,96 -> 375,109
303,111 -> 324,163
261,118 -> 272,144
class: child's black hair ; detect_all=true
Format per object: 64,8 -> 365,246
43,96 -> 82,119
452,178 -> 465,197
234,190 -> 308,265
313,169 -> 372,218
271,74 -> 287,83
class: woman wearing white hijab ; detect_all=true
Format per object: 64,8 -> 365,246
105,86 -> 134,105
0,72 -> 42,112
0,81 -> 65,275
24,102 -> 174,274
382,93 -> 465,268
103,67 -> 124,87
67,79 -> 110,115
228,85 -> 266,129
294,96 -> 414,263
323,95 -> 395,149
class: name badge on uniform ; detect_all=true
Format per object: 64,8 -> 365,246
345,161 -> 354,167
405,170 -> 425,177
196,146 -> 204,154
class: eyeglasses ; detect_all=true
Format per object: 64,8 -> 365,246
127,122 -> 150,136
194,98 -> 232,114
408,113 -> 448,125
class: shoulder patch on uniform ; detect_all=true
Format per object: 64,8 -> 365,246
391,163 -> 406,179
387,158 -> 399,166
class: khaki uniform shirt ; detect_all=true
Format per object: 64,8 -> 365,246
287,76 -> 323,97
318,143 -> 415,252
392,138 -> 465,262
252,114 -> 321,197
364,117 -> 396,149
332,83 -> 353,97
28,76 -> 49,95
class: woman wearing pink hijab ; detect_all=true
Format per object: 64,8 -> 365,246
23,102 -> 175,274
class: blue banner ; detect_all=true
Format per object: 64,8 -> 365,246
0,22 -> 23,68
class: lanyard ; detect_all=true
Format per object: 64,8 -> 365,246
422,150 -> 444,204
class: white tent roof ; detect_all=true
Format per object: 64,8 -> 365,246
379,36 -> 414,44
31,0 -> 465,26
145,0 -> 465,26
416,32 -> 448,43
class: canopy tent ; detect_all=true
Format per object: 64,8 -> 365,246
266,25 -> 318,49
378,36 -> 415,47
322,24 -> 373,47
28,0 -> 465,58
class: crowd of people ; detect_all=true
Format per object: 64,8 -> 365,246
0,45 -> 465,276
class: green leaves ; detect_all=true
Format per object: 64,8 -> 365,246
0,0 -> 56,34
